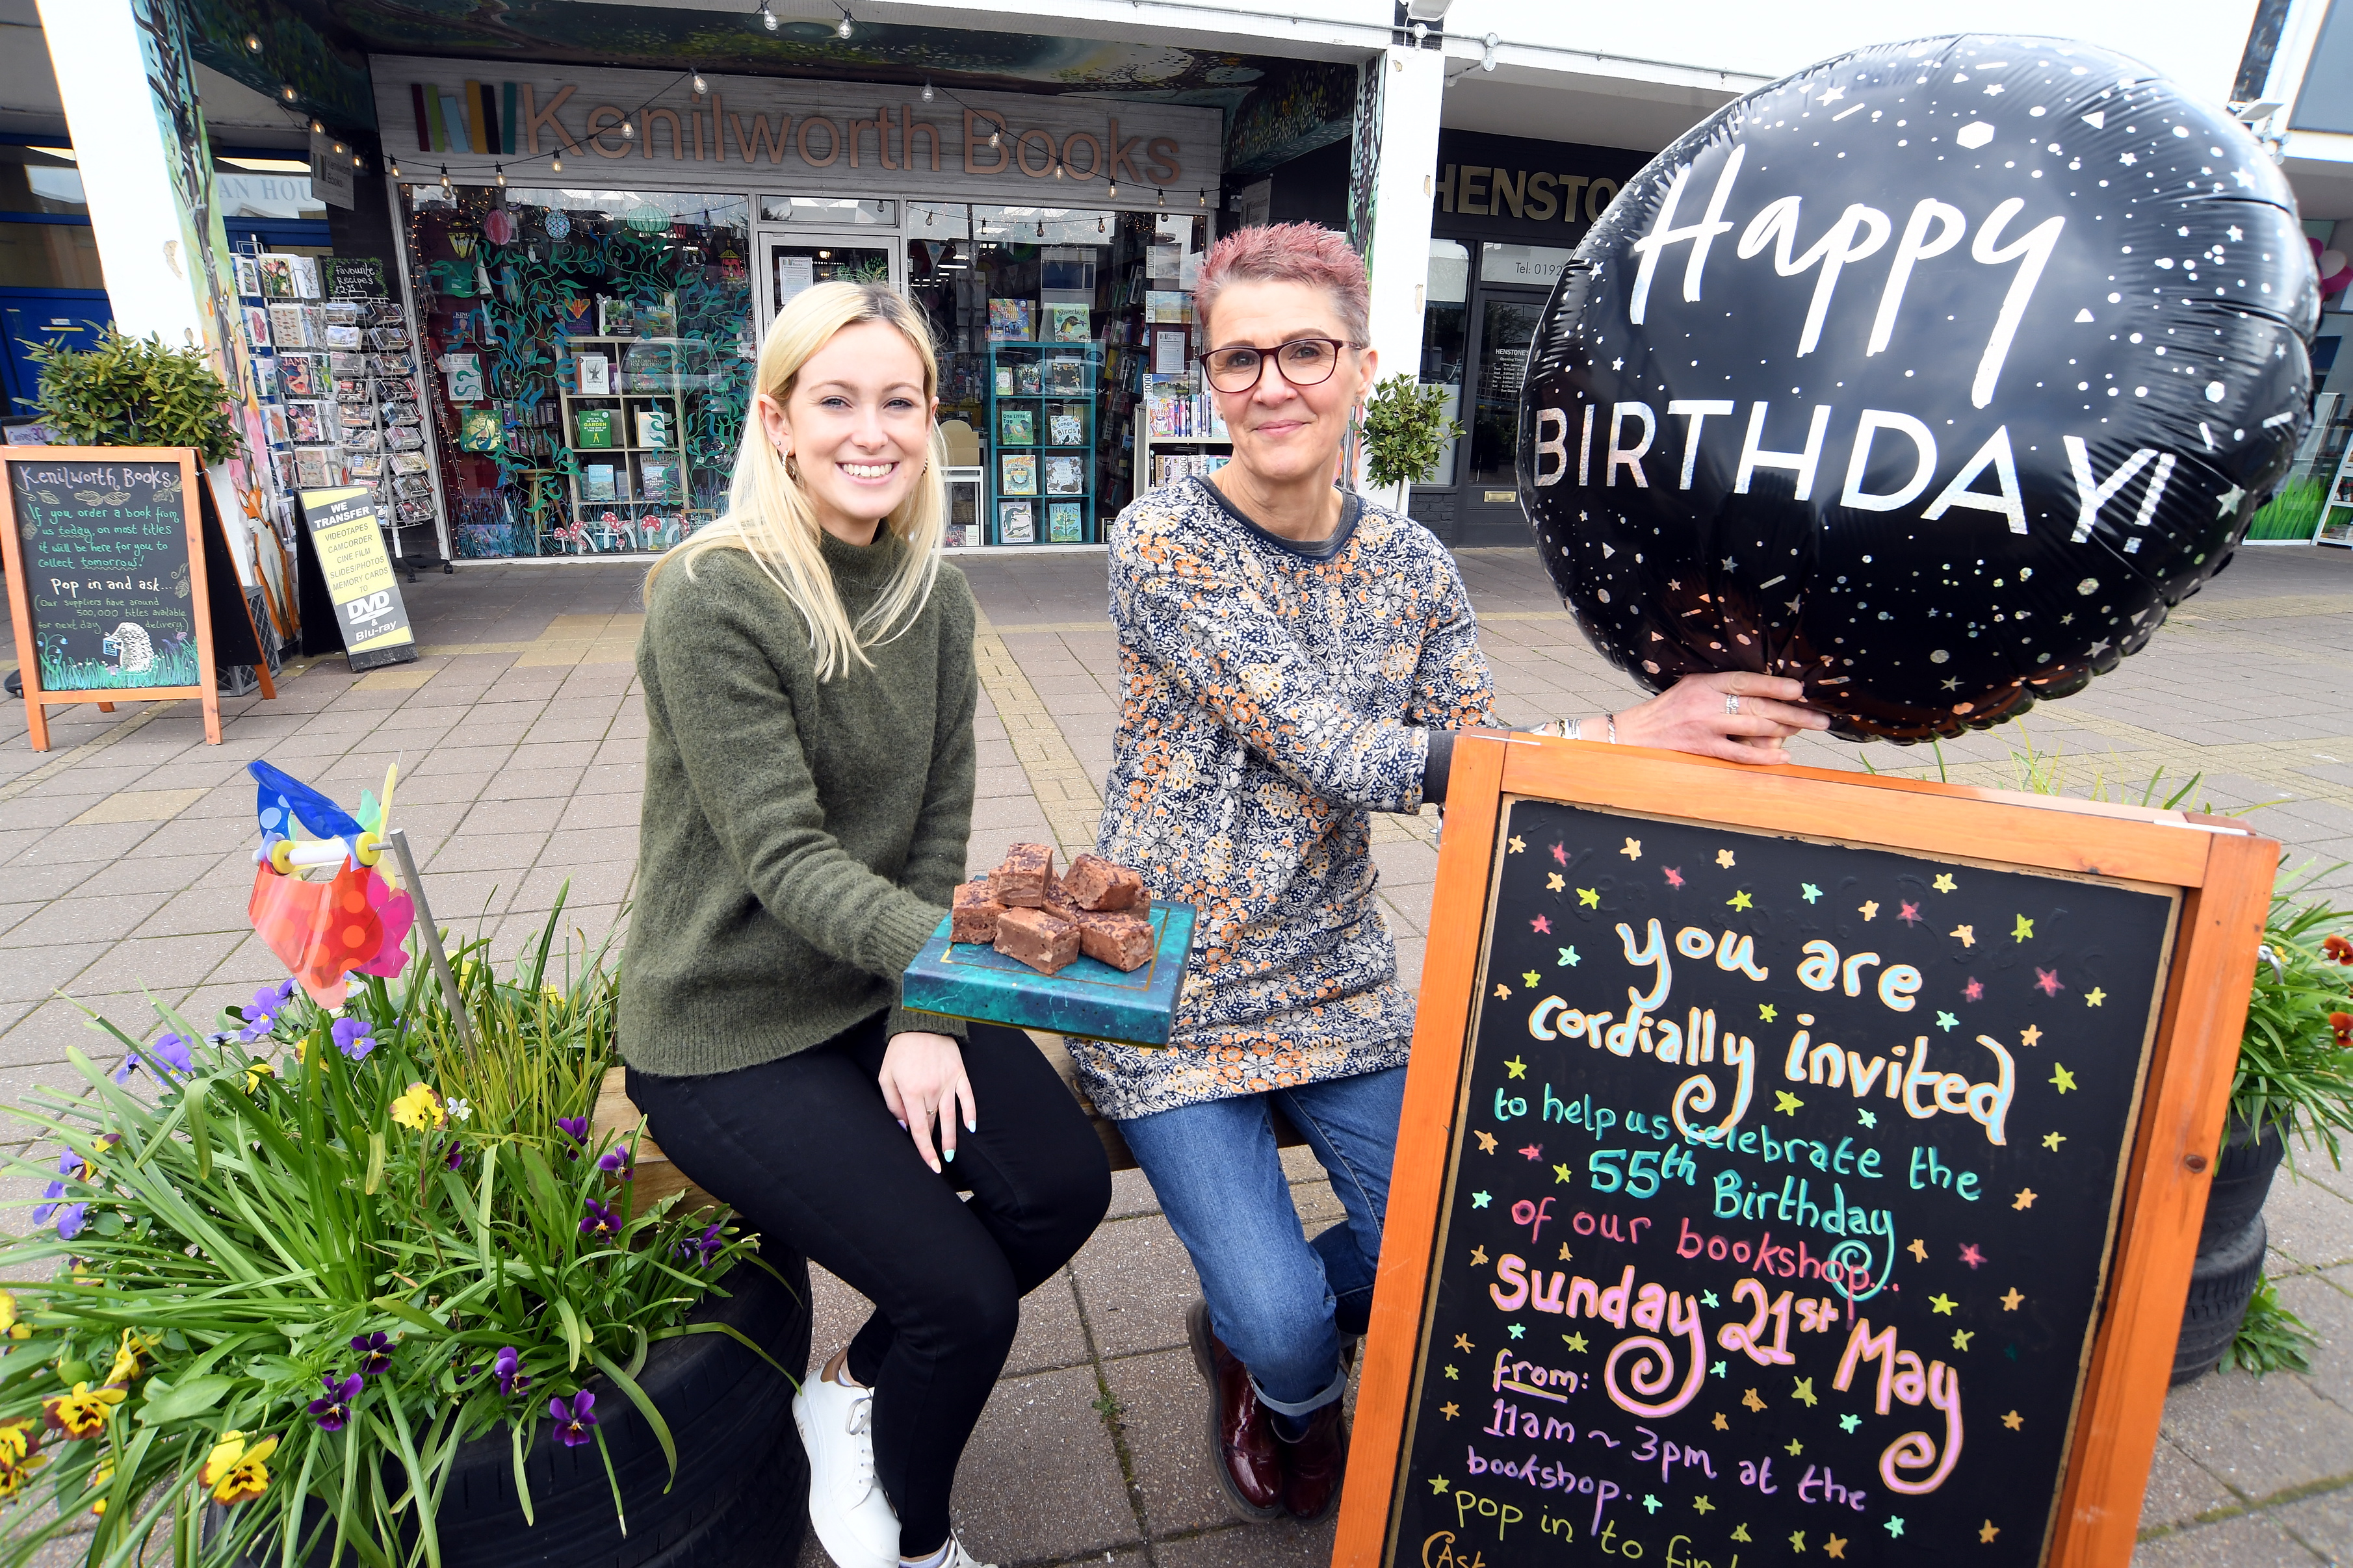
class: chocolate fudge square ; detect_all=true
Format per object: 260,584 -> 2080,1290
995,842 -> 1055,907
1077,910 -> 1154,972
951,879 -> 1006,944
994,906 -> 1080,975
1064,853 -> 1145,912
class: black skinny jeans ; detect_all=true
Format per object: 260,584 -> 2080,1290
626,1016 -> 1110,1556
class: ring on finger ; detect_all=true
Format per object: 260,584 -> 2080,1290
1724,692 -> 1741,716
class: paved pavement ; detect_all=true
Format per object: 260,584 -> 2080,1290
1,541 -> 2350,1565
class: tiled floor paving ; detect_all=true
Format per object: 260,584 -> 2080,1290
1,543 -> 2350,1565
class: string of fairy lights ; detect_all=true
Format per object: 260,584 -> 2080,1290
255,1 -> 1215,220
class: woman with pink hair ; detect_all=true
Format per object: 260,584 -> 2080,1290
1071,222 -> 1825,1523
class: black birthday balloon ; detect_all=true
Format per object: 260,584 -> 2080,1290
1517,35 -> 2319,741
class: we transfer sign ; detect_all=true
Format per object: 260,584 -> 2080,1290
1336,738 -> 2269,1568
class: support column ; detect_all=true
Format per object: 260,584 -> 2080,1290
1348,42 -> 1444,499
38,0 -> 269,587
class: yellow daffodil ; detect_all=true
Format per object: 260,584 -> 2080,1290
41,1382 -> 124,1440
389,1082 -> 445,1132
200,1430 -> 278,1505
242,1059 -> 276,1094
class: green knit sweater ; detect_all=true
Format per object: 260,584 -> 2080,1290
619,532 -> 976,1078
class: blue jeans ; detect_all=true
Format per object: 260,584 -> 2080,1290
1117,1064 -> 1406,1417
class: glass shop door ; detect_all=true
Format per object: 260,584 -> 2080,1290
755,232 -> 904,342
1457,285 -> 1548,546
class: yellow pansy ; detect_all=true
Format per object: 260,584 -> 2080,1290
85,1458 -> 111,1513
200,1430 -> 278,1505
0,1420 -> 34,1468
243,1059 -> 276,1094
389,1083 -> 445,1132
103,1329 -> 154,1388
0,1292 -> 18,1335
41,1382 -> 124,1439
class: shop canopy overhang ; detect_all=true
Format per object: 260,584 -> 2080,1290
194,0 -> 1365,177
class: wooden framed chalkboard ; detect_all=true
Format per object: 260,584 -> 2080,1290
0,447 -> 273,749
1336,736 -> 2278,1568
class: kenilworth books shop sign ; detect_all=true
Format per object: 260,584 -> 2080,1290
371,57 -> 1223,203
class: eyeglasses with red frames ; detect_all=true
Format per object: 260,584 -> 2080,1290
1196,337 -> 1360,394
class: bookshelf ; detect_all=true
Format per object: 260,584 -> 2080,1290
986,339 -> 1102,545
556,335 -> 696,552
1138,380 -> 1232,492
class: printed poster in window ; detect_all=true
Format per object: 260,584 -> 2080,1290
1047,304 -> 1090,344
775,255 -> 816,308
998,500 -> 1035,543
1153,329 -> 1189,377
1000,453 -> 1037,496
988,299 -> 1035,342
1047,502 -> 1083,543
442,353 -> 485,402
458,408 -> 502,452
1044,456 -> 1086,495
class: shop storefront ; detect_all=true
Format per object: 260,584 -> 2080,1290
370,59 -> 1220,559
1405,129 -> 1647,548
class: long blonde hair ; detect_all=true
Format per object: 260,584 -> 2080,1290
647,281 -> 947,680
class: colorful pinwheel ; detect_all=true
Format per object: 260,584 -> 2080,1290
245,760 -> 414,1007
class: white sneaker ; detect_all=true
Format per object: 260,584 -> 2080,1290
793,1370 -> 900,1568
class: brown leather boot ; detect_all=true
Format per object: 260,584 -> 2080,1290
1277,1400 -> 1350,1522
1185,1299 -> 1284,1519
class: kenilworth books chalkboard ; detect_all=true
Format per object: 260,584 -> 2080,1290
1336,737 -> 2277,1568
1,448 -> 273,749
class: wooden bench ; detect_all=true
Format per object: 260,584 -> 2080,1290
591,1031 -> 1306,1212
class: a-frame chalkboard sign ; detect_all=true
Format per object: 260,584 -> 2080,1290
1336,735 -> 2278,1568
1,446 -> 274,749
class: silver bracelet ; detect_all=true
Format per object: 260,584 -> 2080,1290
1564,717 -> 1581,741
1606,713 -> 1618,744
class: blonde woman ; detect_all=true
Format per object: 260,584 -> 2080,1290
620,282 -> 1110,1568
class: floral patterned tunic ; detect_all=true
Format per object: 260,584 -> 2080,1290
1070,478 -> 1500,1122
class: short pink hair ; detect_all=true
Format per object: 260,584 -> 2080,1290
1193,222 -> 1371,347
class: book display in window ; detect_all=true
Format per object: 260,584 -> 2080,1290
554,326 -> 705,548
983,337 -> 1100,545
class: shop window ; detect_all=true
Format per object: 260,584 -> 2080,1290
896,205 -> 1206,546
0,222 -> 104,290
1420,239 -> 1468,487
400,182 -> 753,558
761,196 -> 896,225
0,160 -> 86,216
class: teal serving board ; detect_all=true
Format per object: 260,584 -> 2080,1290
900,903 -> 1197,1046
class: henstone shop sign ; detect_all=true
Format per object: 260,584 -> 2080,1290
371,58 -> 1223,202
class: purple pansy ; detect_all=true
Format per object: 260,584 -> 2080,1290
309,1372 -> 363,1432
553,1117 -> 590,1158
549,1391 -> 597,1447
493,1346 -> 528,1398
330,1017 -> 376,1062
597,1145 -> 634,1183
350,1332 -> 392,1378
676,1222 -> 723,1268
579,1199 -> 621,1242
34,1151 -> 89,1240
442,1141 -> 465,1173
113,1031 -> 196,1085
239,981 -> 298,1043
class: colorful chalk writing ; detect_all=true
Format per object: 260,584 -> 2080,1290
1386,799 -> 2177,1566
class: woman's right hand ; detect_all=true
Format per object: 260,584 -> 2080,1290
1609,671 -> 1828,763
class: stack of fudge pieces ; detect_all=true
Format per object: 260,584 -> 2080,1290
954,843 -> 1153,975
